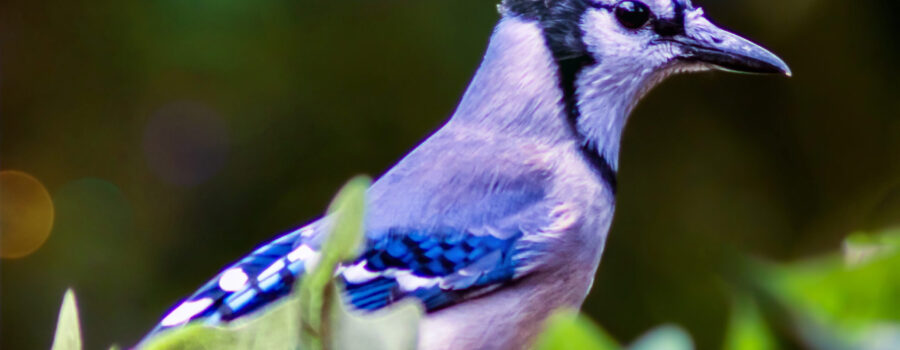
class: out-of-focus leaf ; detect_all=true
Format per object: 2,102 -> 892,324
532,309 -> 620,350
329,286 -> 422,350
628,325 -> 694,350
320,176 -> 424,350
724,295 -> 776,350
51,289 -> 82,350
843,231 -> 900,266
300,176 -> 370,350
141,291 -> 304,350
857,324 -> 900,350
323,176 -> 370,261
756,231 -> 900,349
143,177 -> 376,350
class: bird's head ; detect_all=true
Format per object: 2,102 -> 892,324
504,0 -> 790,80
590,0 -> 789,75
500,0 -> 790,170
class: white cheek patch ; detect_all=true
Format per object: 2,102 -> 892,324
218,268 -> 249,292
581,9 -> 645,58
160,298 -> 214,327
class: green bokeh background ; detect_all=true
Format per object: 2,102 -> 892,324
2,0 -> 898,348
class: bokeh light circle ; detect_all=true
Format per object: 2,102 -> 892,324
0,170 -> 55,259
143,101 -> 230,186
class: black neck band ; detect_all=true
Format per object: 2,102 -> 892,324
505,1 -> 619,194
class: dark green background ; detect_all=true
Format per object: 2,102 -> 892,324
2,0 -> 898,348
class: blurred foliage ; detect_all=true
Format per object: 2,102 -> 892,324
536,230 -> 900,350
56,178 -> 421,350
2,0 -> 900,349
628,326 -> 694,350
298,176 -> 374,350
51,290 -> 82,350
141,177 -> 419,350
43,188 -> 900,349
533,310 -> 621,350
723,296 -> 776,350
755,231 -> 900,349
533,311 -> 696,350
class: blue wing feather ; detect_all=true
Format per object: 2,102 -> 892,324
147,133 -> 558,339
149,223 -> 531,338
341,227 -> 521,311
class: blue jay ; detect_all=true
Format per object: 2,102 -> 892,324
146,0 -> 789,348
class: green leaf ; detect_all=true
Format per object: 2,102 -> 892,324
142,292 -> 304,350
755,230 -> 900,349
323,176 -> 370,261
329,285 -> 423,350
628,325 -> 693,350
300,176 -> 371,350
724,295 -> 776,350
143,177 -> 374,350
51,289 -> 83,350
139,176 -> 423,350
532,309 -> 620,350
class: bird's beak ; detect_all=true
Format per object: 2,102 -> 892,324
663,9 -> 791,76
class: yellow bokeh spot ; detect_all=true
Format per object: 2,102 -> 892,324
1,170 -> 55,259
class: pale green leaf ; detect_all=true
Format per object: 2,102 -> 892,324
140,176 -> 420,350
329,286 -> 423,350
628,325 -> 693,350
51,289 -> 82,350
142,293 -> 304,350
843,231 -> 899,266
323,176 -> 370,261
300,176 -> 371,349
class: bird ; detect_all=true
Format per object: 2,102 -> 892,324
144,0 -> 790,348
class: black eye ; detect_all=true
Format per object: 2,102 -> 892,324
614,1 -> 652,29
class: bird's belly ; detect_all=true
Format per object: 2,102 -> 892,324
416,267 -> 595,350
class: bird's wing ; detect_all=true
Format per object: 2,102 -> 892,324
151,192 -> 557,336
152,212 -> 555,330
342,225 -> 528,312
150,132 -> 564,337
